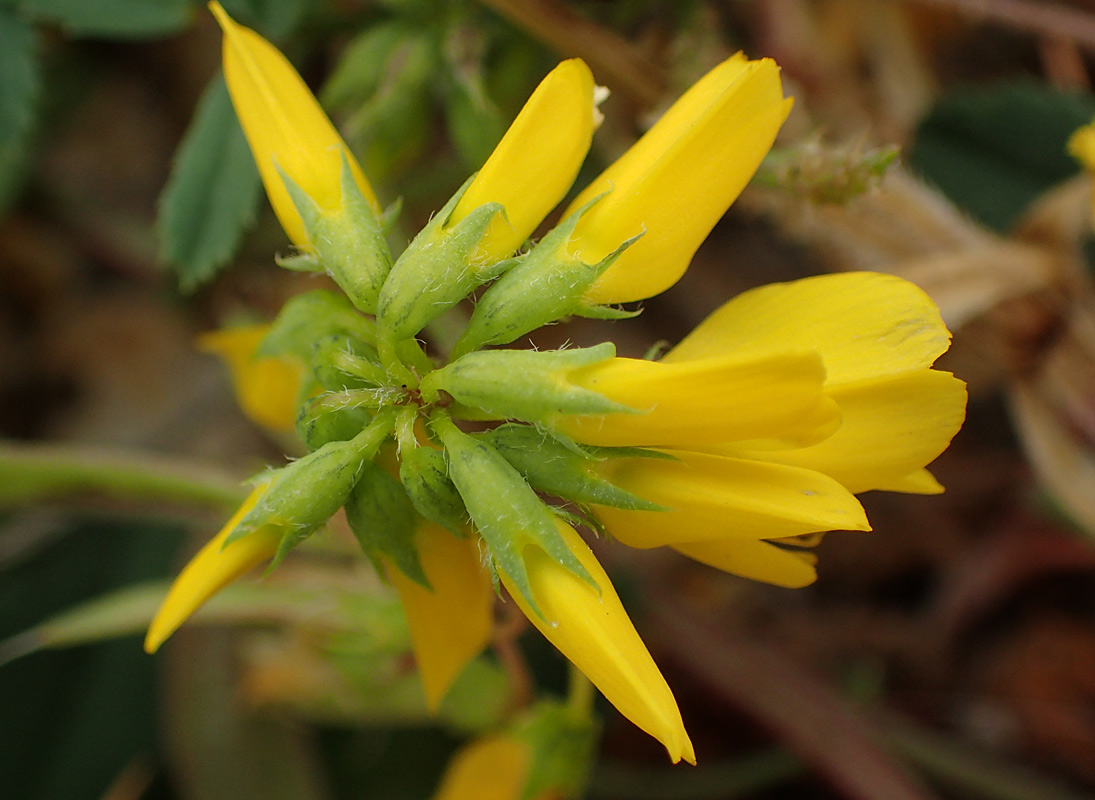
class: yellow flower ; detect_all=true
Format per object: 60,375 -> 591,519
198,324 -> 304,433
210,1 -> 378,249
432,736 -> 536,800
578,272 -> 966,587
499,519 -> 695,765
1069,120 -> 1095,226
158,7 -> 965,766
565,54 -> 791,303
1069,121 -> 1095,172
145,484 -> 280,653
552,350 -> 838,449
451,59 -> 597,262
385,522 -> 494,710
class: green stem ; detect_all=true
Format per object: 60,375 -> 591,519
394,406 -> 419,453
0,442 -> 245,512
376,327 -> 417,389
566,662 -> 596,723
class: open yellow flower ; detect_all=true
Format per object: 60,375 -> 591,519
577,272 -> 966,587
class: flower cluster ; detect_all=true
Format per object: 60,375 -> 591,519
146,2 -> 966,769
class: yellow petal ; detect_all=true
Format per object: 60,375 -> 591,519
664,272 -> 952,386
593,450 -> 870,549
210,2 -> 378,248
433,736 -> 530,800
673,539 -> 818,588
552,351 -> 836,448
731,370 -> 967,494
1069,122 -> 1095,172
145,485 -> 280,653
566,55 -> 791,303
198,324 -> 303,433
386,524 -> 494,711
874,468 -> 945,495
451,59 -> 596,261
499,521 -> 694,764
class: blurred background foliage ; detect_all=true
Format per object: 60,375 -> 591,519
5,0 -> 1095,799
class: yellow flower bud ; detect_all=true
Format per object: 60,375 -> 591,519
145,484 -> 280,653
451,59 -> 596,261
564,54 -> 792,303
432,736 -> 533,800
499,520 -> 694,764
385,523 -> 494,711
210,2 -> 378,248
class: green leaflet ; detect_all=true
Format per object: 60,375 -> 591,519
0,6 -> 38,211
19,0 -> 191,37
158,72 -> 262,291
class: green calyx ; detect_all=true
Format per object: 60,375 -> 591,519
430,415 -> 598,618
376,177 -> 511,342
452,194 -> 641,358
277,154 -> 393,315
228,174 -> 676,609
419,343 -> 637,426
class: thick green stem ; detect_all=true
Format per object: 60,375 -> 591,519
0,442 -> 245,512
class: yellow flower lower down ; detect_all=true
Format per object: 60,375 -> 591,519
198,324 -> 303,433
385,522 -> 494,711
432,736 -> 535,800
499,519 -> 695,765
145,484 -> 279,653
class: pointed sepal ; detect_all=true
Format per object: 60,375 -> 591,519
278,154 -> 393,314
376,178 -> 509,341
431,415 -> 597,617
344,461 -> 429,587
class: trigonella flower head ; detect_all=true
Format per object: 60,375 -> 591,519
148,2 -> 966,765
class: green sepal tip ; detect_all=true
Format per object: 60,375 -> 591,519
482,424 -> 670,512
277,152 -> 393,315
344,461 -> 429,588
375,176 -> 511,341
431,415 -> 598,619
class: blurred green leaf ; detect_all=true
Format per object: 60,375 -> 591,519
0,519 -> 184,800
158,72 -> 262,291
345,35 -> 438,183
321,21 -> 410,112
444,59 -> 505,171
910,83 -> 1095,232
0,7 -> 38,143
0,6 -> 38,211
19,0 -> 193,37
